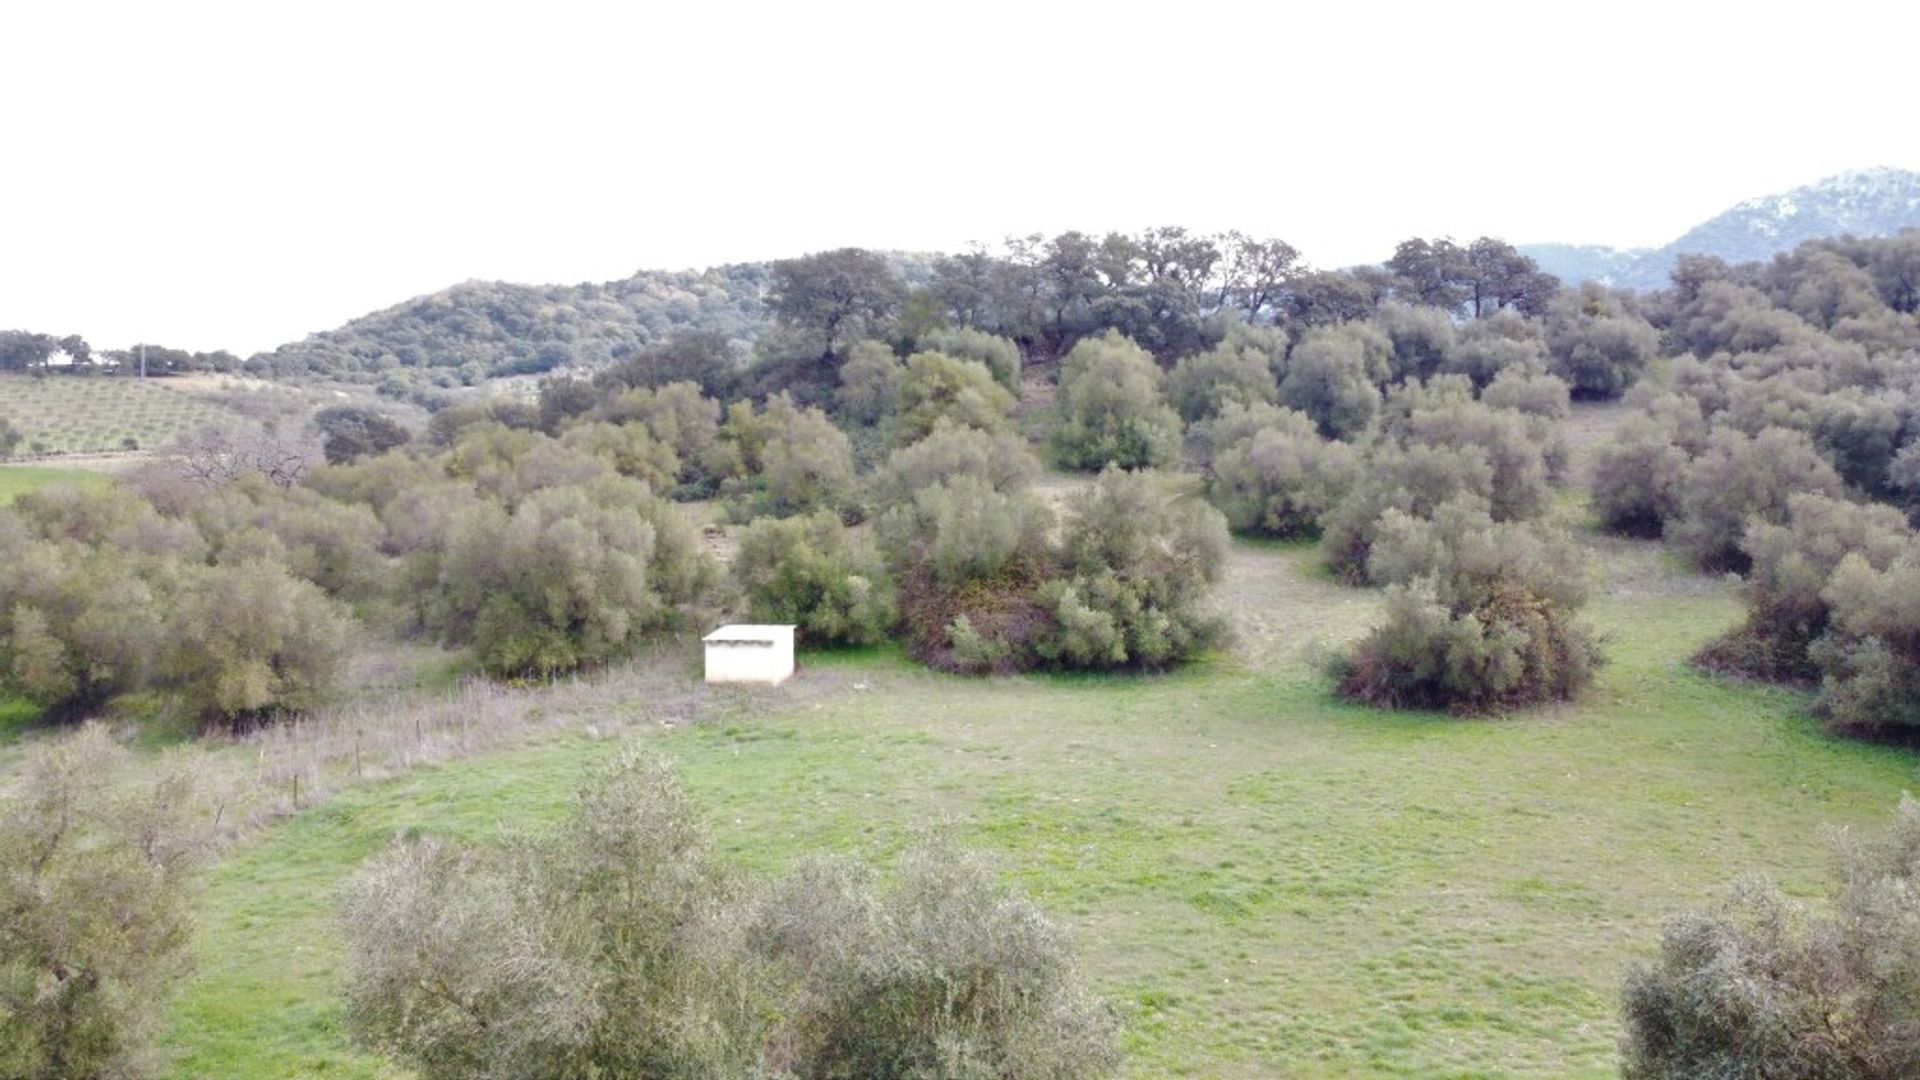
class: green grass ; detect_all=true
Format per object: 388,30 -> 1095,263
155,534 -> 1920,1079
0,374 -> 252,455
0,462 -> 111,504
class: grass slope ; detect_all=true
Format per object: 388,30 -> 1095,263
157,532 -> 1919,1079
0,374 -> 251,454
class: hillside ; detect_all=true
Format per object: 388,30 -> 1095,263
1524,166 -> 1920,289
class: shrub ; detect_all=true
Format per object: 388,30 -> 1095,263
723,393 -> 858,518
833,338 -> 903,426
340,750 -> 774,1079
872,421 -> 1041,508
1670,426 -> 1846,572
890,350 -> 1017,444
0,415 -> 18,457
1278,326 -> 1383,439
1049,331 -> 1182,470
1335,500 -> 1600,713
160,558 -> 353,720
1164,341 -> 1279,424
919,325 -> 1022,390
427,478 -> 713,676
1441,307 -> 1547,389
0,726 -> 210,1080
760,842 -> 1121,1080
341,751 -> 1118,1080
557,420 -> 680,490
1034,467 -> 1229,670
595,380 -> 726,487
1544,282 -> 1660,399
1206,408 -> 1360,538
1620,796 -> 1920,1080
1369,300 -> 1455,383
1590,415 -> 1692,537
732,510 -> 897,646
1810,542 -> 1920,737
1694,494 -> 1912,681
1321,443 -> 1496,582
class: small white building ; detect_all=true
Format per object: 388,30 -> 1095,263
702,624 -> 796,686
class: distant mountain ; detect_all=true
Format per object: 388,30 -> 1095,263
1523,167 -> 1920,290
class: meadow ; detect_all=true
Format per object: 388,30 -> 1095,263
150,510 -> 1918,1079
0,373 -> 254,454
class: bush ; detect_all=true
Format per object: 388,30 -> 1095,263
1441,308 -> 1547,389
1049,331 -> 1182,470
716,393 -> 858,518
733,510 -> 896,646
161,558 -> 353,720
0,726 -> 209,1080
834,338 -> 903,425
1034,467 -> 1229,670
919,325 -> 1022,390
891,350 -> 1017,444
427,478 -> 713,676
760,842 -> 1121,1080
340,750 -> 773,1079
1335,501 -> 1600,713
1694,494 -> 1913,681
1277,326 -> 1383,440
1671,426 -> 1846,572
1164,340 -> 1279,424
1810,541 -> 1920,737
558,420 -> 680,490
1590,414 -> 1691,538
1320,443 -> 1497,582
1544,282 -> 1660,399
341,751 -> 1119,1080
1206,407 -> 1360,538
872,421 -> 1041,508
596,380 -> 726,487
1369,300 -> 1455,383
1620,796 -> 1920,1080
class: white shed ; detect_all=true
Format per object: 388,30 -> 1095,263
702,624 -> 796,686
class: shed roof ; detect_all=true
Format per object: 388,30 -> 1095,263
703,624 -> 796,644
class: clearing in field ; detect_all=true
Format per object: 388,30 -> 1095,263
0,462 -> 112,505
154,513 -> 1920,1080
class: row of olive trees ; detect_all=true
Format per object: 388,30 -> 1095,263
340,749 -> 1120,1080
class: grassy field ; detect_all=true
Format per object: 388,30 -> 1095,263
154,523 -> 1920,1079
0,462 -> 112,504
0,374 -> 253,454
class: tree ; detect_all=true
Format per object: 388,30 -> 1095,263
0,725 -> 209,1080
312,405 -> 413,464
1462,237 -> 1558,318
1621,796 -> 1920,1080
593,329 -> 741,398
0,415 -> 19,458
160,558 -> 353,721
1049,331 -> 1182,470
1386,237 -> 1472,312
766,248 -> 906,361
1215,232 -> 1302,321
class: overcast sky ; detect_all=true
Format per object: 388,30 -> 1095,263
5,0 -> 1916,355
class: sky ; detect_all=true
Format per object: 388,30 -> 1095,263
4,0 -> 1916,355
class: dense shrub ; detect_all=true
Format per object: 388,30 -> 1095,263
558,420 -> 680,490
341,751 -> 1118,1080
1164,340 -> 1279,424
341,751 -> 774,1079
0,726 -> 210,1080
426,478 -> 713,676
1590,414 -> 1694,537
1670,426 -> 1845,572
718,393 -> 858,518
872,421 -> 1041,508
1620,796 -> 1920,1080
1694,494 -> 1912,681
1812,541 -> 1920,737
761,843 -> 1121,1080
732,510 -> 896,646
159,558 -> 353,720
313,404 -> 413,464
1369,300 -> 1455,383
1441,308 -> 1547,389
833,338 -> 902,426
1033,467 -> 1229,670
890,350 -> 1017,444
1277,325 -> 1383,439
1544,282 -> 1660,399
1335,499 -> 1600,713
918,325 -> 1022,390
594,380 -> 726,488
1320,443 -> 1496,582
1050,331 -> 1182,470
1206,406 -> 1359,538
